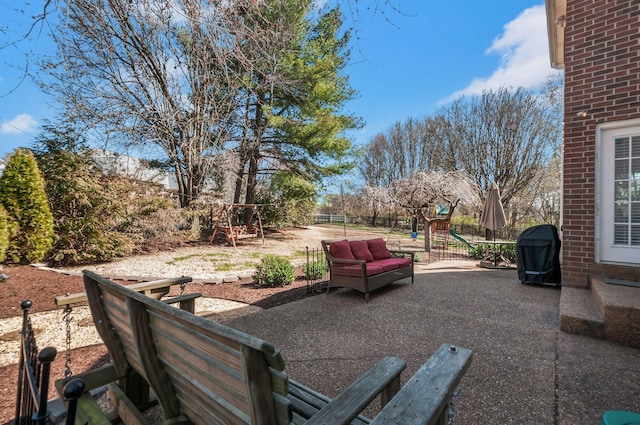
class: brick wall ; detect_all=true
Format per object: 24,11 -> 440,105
562,0 -> 640,287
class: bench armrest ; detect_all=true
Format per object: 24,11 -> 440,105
55,276 -> 193,306
162,293 -> 201,313
55,364 -> 123,396
370,344 -> 473,425
305,356 -> 406,425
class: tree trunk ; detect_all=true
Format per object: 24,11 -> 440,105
370,211 -> 378,227
424,221 -> 433,252
243,148 -> 259,224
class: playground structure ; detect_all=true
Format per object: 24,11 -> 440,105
430,220 -> 451,249
449,228 -> 475,248
210,203 -> 265,248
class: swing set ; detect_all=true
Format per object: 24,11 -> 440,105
209,203 -> 265,248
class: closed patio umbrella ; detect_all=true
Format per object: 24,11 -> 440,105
479,181 -> 507,240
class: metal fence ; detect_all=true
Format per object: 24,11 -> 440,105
313,215 -> 530,242
14,300 -> 85,425
305,247 -> 329,293
14,300 -> 56,425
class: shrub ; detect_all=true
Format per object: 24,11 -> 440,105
303,259 -> 328,280
501,243 -> 517,263
0,148 -> 54,263
0,206 -> 10,263
469,244 -> 487,260
253,255 -> 295,287
32,128 -> 134,265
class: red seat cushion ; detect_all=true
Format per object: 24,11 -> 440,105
394,257 -> 413,268
332,264 -> 384,277
330,240 -> 355,260
349,240 -> 374,262
367,238 -> 391,260
370,258 -> 402,272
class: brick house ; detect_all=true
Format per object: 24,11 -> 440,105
546,0 -> 640,346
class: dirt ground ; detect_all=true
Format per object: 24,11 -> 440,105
0,224 -> 409,424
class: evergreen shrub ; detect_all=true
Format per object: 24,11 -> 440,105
0,149 -> 54,263
0,206 -> 11,262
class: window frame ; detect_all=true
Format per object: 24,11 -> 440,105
595,118 -> 640,266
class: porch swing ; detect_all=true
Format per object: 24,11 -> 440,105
51,277 -> 198,424
209,203 -> 265,248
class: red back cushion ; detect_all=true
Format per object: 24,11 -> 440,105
330,240 -> 355,260
349,240 -> 374,262
367,238 -> 391,260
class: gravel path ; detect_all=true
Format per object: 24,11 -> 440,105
59,225 -> 407,281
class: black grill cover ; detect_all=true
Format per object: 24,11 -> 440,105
516,224 -> 561,285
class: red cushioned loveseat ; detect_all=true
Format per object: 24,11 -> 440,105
321,238 -> 414,302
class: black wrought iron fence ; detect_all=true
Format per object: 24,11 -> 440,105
14,300 -> 85,425
15,300 -> 56,425
305,246 -> 328,293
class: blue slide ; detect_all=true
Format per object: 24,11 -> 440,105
449,229 -> 475,248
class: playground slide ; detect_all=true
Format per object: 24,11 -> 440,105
449,229 -> 475,248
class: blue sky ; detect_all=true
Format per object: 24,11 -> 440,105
0,1 -> 561,159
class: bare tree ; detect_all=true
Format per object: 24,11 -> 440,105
359,116 -> 445,187
1,2 -> 53,97
437,86 -> 557,209
358,184 -> 395,227
388,170 -> 480,251
42,0 -> 250,207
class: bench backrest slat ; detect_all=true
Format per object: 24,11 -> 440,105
148,310 -> 251,422
99,291 -> 145,377
83,270 -> 292,425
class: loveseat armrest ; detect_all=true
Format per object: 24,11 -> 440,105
305,356 -> 406,425
370,344 -> 473,425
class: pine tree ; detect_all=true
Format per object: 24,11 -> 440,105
0,148 -> 54,263
233,3 -> 359,206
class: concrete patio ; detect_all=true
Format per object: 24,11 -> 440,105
218,260 -> 640,425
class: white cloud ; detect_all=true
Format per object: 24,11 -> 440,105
443,4 -> 560,102
0,114 -> 38,135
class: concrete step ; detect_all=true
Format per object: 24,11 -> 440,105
592,278 -> 640,347
560,286 -> 606,340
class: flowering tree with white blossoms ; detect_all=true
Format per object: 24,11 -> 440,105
388,170 -> 480,251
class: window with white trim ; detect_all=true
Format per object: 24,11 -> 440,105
613,136 -> 640,246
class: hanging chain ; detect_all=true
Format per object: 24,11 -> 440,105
63,305 -> 73,378
447,388 -> 461,425
179,280 -> 185,296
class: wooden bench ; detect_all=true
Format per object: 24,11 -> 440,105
321,239 -> 415,302
59,270 -> 472,425
54,275 -> 201,425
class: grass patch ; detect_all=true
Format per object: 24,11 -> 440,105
166,253 -> 200,265
217,263 -> 233,272
205,252 -> 230,260
290,250 -> 307,258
